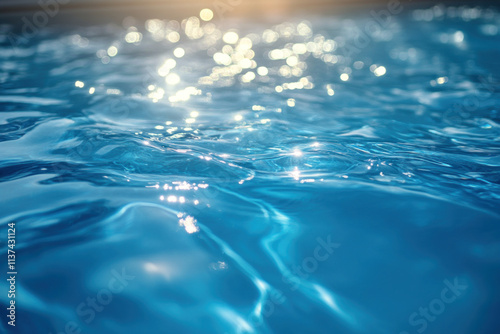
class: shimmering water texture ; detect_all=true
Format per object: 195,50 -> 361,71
1,5 -> 500,334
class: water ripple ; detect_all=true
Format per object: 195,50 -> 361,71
1,4 -> 500,334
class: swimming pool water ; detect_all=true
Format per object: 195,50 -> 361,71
1,4 -> 500,334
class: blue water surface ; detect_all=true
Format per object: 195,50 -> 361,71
1,4 -> 500,334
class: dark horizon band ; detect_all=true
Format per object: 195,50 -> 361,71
1,0 -> 496,19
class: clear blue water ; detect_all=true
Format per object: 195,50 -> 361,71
1,5 -> 500,334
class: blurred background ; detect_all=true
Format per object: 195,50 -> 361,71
2,0 -> 495,21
